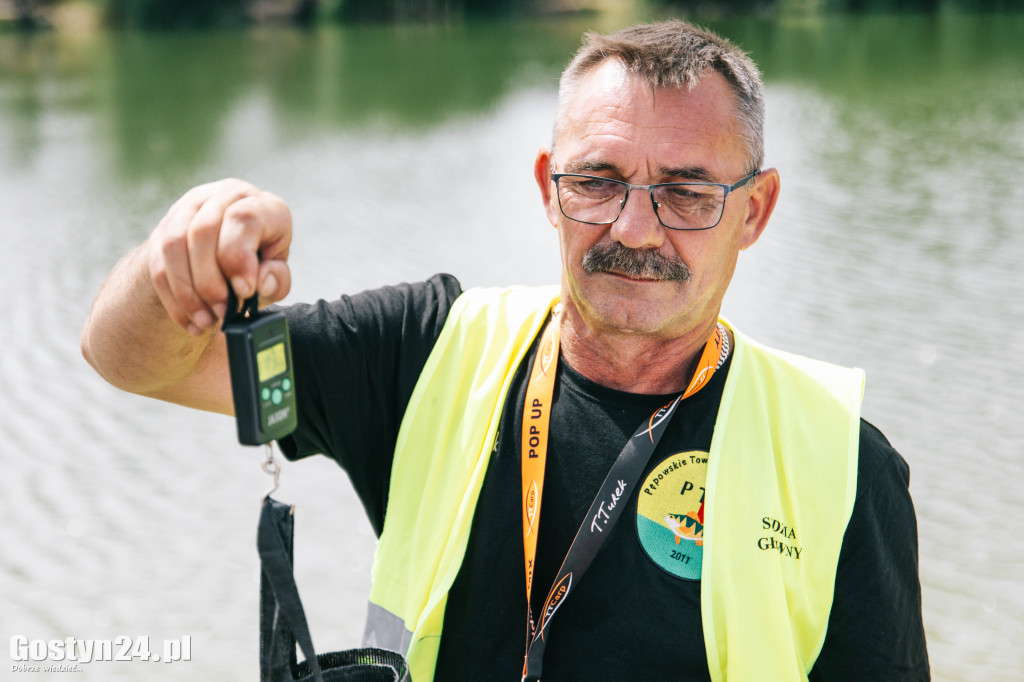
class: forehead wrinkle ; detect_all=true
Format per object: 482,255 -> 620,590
558,66 -> 745,183
562,111 -> 707,174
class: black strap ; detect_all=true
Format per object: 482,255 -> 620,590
258,497 -> 412,682
522,395 -> 684,681
259,497 -> 325,682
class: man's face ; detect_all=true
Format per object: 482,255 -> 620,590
535,60 -> 778,342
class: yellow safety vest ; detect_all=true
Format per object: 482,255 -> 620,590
363,286 -> 864,682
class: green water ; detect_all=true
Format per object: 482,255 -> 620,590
2,12 -> 1022,681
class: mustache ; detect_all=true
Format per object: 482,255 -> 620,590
581,242 -> 691,282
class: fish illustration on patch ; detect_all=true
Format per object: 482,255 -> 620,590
663,512 -> 704,547
637,452 -> 709,580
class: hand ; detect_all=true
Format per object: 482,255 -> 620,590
147,179 -> 293,335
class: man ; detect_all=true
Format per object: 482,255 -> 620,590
82,21 -> 929,681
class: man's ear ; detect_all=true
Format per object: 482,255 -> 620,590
534,146 -> 559,227
739,168 -> 780,250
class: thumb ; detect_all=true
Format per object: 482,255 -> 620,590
257,259 -> 292,307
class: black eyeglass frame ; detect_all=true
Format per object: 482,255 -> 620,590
550,169 -> 761,231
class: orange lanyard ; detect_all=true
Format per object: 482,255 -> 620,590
520,311 -> 561,632
520,315 -> 726,667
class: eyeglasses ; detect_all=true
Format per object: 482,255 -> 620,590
551,169 -> 760,231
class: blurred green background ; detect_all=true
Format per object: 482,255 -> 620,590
2,0 -> 1021,29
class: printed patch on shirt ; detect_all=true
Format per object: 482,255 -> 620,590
635,451 -> 709,580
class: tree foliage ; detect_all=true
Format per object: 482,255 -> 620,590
334,0 -> 529,22
106,0 -> 248,29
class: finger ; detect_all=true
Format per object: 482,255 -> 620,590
251,191 -> 292,261
217,193 -> 292,300
185,215 -> 228,324
148,217 -> 201,334
187,180 -> 261,319
166,179 -> 228,214
157,218 -> 217,334
257,259 -> 292,307
148,181 -> 241,332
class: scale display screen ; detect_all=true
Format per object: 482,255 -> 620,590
256,342 -> 288,382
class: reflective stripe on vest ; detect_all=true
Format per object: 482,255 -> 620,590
365,286 -> 863,682
366,285 -> 559,681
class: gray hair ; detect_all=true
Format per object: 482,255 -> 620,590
556,20 -> 766,172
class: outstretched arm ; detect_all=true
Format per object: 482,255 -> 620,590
81,179 -> 293,414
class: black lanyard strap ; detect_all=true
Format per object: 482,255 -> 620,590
519,320 -> 728,681
521,395 -> 684,681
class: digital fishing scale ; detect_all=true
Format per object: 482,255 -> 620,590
223,287 -> 298,446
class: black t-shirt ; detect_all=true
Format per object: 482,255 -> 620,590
279,274 -> 930,681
